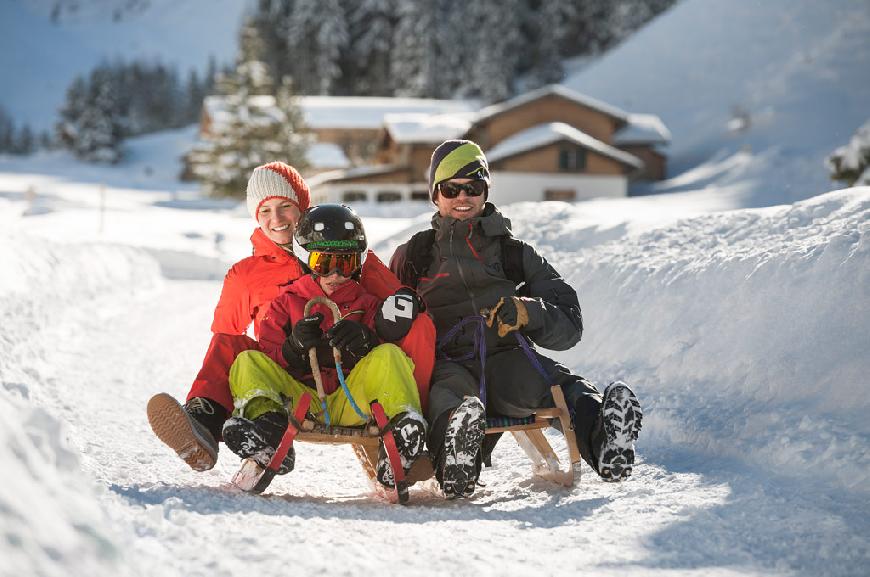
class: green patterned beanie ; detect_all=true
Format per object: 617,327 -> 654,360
428,139 -> 491,202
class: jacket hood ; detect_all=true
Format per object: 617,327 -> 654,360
250,227 -> 295,260
431,202 -> 512,237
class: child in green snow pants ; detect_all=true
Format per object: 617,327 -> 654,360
227,343 -> 421,425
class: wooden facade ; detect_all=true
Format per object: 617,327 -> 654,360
491,143 -> 633,176
467,93 -> 625,149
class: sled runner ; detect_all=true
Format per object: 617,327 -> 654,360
231,296 -> 432,504
485,385 -> 582,487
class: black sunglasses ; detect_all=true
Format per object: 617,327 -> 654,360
437,180 -> 488,199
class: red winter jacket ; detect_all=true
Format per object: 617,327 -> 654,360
211,228 -> 307,339
259,274 -> 380,395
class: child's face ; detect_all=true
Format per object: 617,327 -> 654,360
317,271 -> 351,296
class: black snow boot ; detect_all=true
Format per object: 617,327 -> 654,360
222,411 -> 295,474
436,397 -> 486,499
376,410 -> 427,488
590,382 -> 643,482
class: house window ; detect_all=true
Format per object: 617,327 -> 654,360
559,145 -> 587,172
342,190 -> 367,202
376,191 -> 402,203
544,189 -> 577,201
410,190 -> 430,201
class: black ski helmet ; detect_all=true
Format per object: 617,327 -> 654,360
295,204 -> 367,253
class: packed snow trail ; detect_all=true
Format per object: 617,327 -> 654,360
1,189 -> 868,576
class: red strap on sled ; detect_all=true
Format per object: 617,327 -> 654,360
268,393 -> 312,472
371,401 -> 406,484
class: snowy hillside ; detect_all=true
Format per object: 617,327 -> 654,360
564,0 -> 870,206
0,0 -> 249,132
1,131 -> 868,575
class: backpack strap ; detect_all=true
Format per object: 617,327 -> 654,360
399,229 -> 436,289
400,229 -> 526,293
500,235 -> 526,291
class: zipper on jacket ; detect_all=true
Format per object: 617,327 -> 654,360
450,223 -> 479,315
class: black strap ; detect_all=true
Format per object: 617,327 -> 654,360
500,236 -> 525,289
399,229 -> 436,289
401,229 -> 526,290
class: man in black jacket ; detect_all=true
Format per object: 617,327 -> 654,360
389,139 -> 642,499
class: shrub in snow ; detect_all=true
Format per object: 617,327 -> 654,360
826,119 -> 870,186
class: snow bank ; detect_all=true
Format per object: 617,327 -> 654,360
0,228 -> 164,576
504,188 -> 869,493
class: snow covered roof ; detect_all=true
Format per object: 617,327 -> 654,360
307,164 -> 407,187
205,95 -> 479,131
382,112 -> 475,144
298,96 -> 478,130
473,84 -> 630,127
613,114 -> 672,146
305,142 -> 350,170
487,122 -> 643,170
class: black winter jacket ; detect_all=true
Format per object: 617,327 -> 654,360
390,203 -> 583,358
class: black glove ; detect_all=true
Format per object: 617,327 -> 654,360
326,319 -> 375,360
375,288 -> 422,342
288,313 -> 325,352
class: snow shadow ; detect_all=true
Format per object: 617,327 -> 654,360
108,482 -> 610,528
143,248 -> 229,281
631,448 -> 870,577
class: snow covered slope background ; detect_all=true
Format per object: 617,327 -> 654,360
0,0 -> 248,132
0,130 -> 868,576
565,0 -> 870,206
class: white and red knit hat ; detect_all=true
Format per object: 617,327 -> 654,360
246,162 -> 311,219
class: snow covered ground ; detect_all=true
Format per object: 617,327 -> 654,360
0,127 -> 867,576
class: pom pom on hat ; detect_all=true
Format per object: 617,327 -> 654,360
246,162 -> 310,219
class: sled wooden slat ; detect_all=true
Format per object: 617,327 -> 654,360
485,418 -> 549,434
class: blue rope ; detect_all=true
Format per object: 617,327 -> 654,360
513,332 -> 553,383
437,314 -> 489,406
335,360 -> 368,420
437,315 -> 560,409
320,398 -> 331,426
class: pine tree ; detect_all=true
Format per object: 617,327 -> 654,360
347,0 -> 395,95
392,0 -> 438,97
467,0 -> 522,103
188,19 -> 308,198
285,0 -> 348,95
529,0 -> 567,88
15,125 -> 35,155
56,69 -> 124,163
0,106 -> 13,153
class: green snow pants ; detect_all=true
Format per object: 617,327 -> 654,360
228,343 -> 422,426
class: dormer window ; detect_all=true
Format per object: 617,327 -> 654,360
558,145 -> 587,172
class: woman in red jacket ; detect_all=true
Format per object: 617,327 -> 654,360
147,162 -> 311,472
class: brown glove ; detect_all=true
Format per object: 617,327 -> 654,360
482,296 -> 530,337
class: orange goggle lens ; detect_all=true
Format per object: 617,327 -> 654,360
307,251 -> 361,277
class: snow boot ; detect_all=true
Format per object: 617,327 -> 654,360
222,411 -> 295,474
376,410 -> 427,488
147,394 -> 226,471
595,382 -> 643,482
437,397 -> 486,499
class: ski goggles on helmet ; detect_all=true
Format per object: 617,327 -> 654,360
436,180 -> 488,199
307,251 -> 362,277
